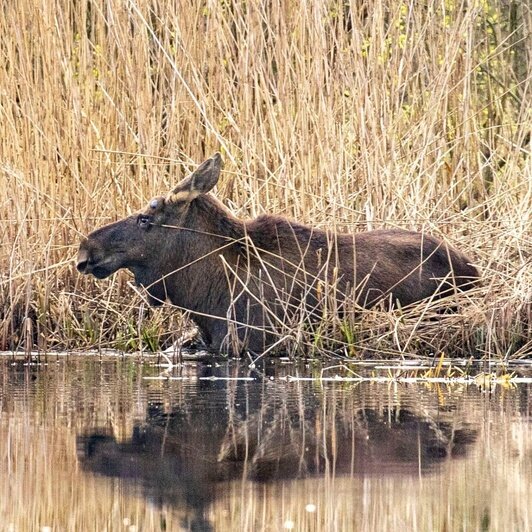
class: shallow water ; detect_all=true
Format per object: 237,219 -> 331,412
0,356 -> 530,531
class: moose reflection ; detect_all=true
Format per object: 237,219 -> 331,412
78,366 -> 477,527
77,153 -> 478,353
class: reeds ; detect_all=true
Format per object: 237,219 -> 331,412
0,0 -> 530,357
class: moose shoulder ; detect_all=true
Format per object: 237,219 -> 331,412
77,153 -> 478,353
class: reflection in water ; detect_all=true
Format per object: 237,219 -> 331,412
1,357 -> 531,531
78,363 -> 475,530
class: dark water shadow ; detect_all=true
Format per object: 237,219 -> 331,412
77,362 -> 479,530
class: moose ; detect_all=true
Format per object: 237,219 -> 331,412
77,153 -> 478,353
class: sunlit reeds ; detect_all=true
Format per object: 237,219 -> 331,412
0,1 -> 530,357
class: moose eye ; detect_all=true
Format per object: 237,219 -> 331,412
137,214 -> 152,229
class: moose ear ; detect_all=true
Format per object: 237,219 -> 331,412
167,153 -> 223,203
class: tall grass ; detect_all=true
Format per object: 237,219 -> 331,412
0,0 -> 530,357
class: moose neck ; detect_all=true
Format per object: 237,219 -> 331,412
162,194 -> 245,316
186,194 -> 245,244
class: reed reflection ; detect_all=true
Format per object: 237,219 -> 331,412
77,363 -> 478,528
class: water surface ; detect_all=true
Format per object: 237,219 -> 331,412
0,356 -> 530,531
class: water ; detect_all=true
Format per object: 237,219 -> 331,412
0,356 -> 530,531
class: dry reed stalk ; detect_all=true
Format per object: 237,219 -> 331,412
0,1 -> 530,357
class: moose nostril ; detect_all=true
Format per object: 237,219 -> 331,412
77,247 -> 91,273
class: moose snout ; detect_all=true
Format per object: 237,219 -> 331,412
76,240 -> 116,279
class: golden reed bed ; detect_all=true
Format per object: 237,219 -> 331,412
0,1 -> 530,358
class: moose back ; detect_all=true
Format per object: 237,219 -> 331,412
77,153 -> 478,353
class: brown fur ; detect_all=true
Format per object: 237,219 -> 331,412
77,155 -> 478,353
